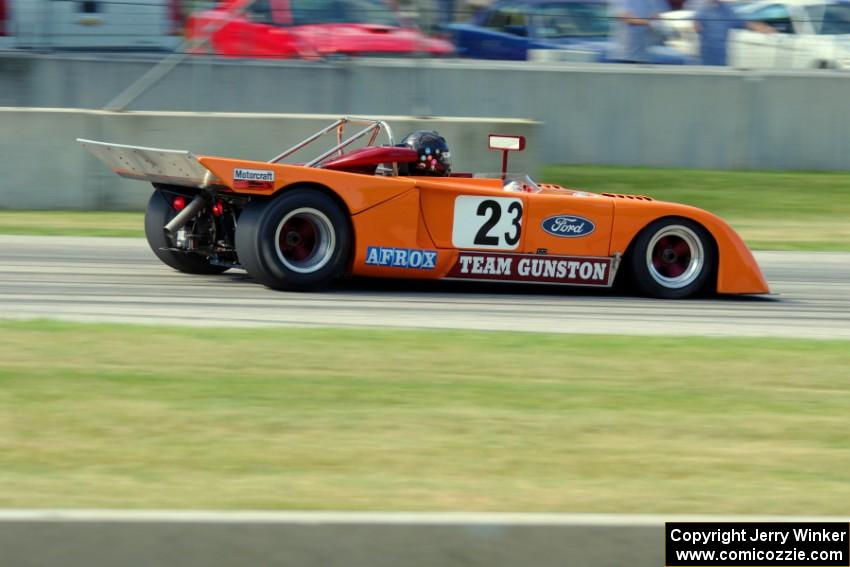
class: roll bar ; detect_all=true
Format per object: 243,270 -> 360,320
268,117 -> 398,174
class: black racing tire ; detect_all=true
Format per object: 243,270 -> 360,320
628,217 -> 716,299
144,189 -> 229,275
235,189 -> 351,291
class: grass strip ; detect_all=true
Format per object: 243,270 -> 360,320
0,211 -> 144,238
1,321 -> 848,513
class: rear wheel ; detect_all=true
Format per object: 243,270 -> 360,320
235,189 -> 351,290
628,217 -> 715,299
144,189 -> 229,275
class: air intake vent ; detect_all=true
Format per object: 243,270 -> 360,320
602,193 -> 653,201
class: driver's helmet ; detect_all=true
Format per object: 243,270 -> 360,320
397,130 -> 451,176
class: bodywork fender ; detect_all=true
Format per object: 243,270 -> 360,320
197,157 -> 415,214
609,200 -> 769,295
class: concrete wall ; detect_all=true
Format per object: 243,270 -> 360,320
4,510 -> 847,567
2,53 -> 850,170
0,108 -> 540,210
0,510 -> 664,567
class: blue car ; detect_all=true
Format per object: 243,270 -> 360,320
446,0 -> 691,63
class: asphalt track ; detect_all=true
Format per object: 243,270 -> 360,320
0,235 -> 848,339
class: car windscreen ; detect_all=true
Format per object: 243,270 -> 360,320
531,2 -> 611,37
737,3 -> 795,33
805,3 -> 850,34
290,0 -> 401,26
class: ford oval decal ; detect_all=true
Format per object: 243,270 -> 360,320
541,215 -> 595,238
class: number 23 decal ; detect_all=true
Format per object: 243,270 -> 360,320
452,196 -> 523,250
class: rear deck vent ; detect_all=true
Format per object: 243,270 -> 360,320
602,193 -> 654,201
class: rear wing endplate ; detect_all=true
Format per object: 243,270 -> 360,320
77,139 -> 218,189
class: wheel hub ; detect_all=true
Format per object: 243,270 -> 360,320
645,225 -> 705,290
285,231 -> 302,247
274,208 -> 336,274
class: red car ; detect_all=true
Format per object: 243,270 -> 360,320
187,0 -> 454,58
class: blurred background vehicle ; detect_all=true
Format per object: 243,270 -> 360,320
661,0 -> 850,69
0,0 -> 184,51
445,0 -> 692,63
446,0 -> 610,59
186,0 -> 454,58
730,0 -> 850,68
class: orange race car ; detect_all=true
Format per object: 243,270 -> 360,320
79,117 -> 768,299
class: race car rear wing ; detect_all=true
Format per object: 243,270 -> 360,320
77,139 -> 219,189
78,117 -> 397,188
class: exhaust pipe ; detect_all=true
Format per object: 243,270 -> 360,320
164,194 -> 207,237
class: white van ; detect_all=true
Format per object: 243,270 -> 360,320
0,0 -> 183,51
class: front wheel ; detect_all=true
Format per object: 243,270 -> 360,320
235,189 -> 351,291
628,217 -> 715,299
